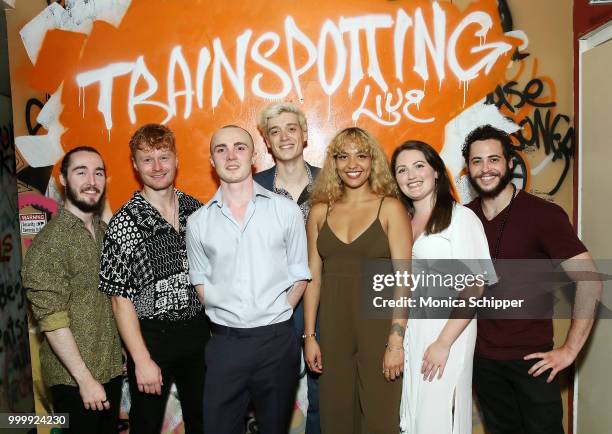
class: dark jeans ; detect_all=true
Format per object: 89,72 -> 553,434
473,356 -> 564,434
127,313 -> 209,434
50,375 -> 122,434
204,319 -> 300,434
293,299 -> 321,434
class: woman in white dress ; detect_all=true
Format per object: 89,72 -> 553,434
390,141 -> 495,434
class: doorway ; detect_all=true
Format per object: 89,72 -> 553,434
576,19 -> 612,434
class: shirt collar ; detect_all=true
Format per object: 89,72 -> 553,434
206,180 -> 272,209
58,205 -> 103,231
253,181 -> 273,199
58,206 -> 82,228
206,188 -> 224,209
272,161 -> 314,193
135,187 -> 184,210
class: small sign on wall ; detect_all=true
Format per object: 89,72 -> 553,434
20,212 -> 47,235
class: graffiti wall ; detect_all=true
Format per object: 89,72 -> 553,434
5,0 -> 577,432
13,0 -> 525,207
0,93 -> 33,417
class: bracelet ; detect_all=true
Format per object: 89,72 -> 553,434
302,332 -> 317,340
385,343 -> 404,352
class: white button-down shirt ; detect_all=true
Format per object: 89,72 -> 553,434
186,182 -> 311,328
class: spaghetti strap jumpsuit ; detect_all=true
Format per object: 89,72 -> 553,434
317,198 -> 401,434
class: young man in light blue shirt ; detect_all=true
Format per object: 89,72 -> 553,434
186,125 -> 310,434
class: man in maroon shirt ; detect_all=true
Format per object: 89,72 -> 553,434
463,125 -> 601,434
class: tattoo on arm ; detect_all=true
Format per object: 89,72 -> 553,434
390,323 -> 405,338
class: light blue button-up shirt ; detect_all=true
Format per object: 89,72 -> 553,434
186,181 -> 311,328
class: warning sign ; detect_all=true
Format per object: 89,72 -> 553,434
20,212 -> 47,235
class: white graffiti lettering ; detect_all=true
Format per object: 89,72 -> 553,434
167,46 -> 193,120
251,32 -> 293,100
74,6 -> 513,130
352,85 -> 434,126
413,2 -> 446,86
211,30 -> 252,108
128,56 -> 170,125
339,14 -> 393,94
447,11 -> 513,82
76,62 -> 134,130
284,16 -> 317,102
317,19 -> 346,96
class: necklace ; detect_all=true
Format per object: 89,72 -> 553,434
491,183 -> 517,262
141,189 -> 178,230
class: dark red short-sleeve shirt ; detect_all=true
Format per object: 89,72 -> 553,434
467,190 -> 587,359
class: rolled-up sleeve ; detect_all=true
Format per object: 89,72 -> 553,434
186,214 -> 209,286
284,204 -> 311,284
22,243 -> 71,332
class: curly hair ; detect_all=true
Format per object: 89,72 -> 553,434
129,123 -> 176,157
461,124 -> 514,165
310,127 -> 399,206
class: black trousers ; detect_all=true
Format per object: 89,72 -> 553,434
50,375 -> 122,434
127,313 -> 209,434
473,356 -> 564,434
204,319 -> 299,434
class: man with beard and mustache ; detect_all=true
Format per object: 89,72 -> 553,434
463,125 -> 601,434
23,147 -> 123,434
99,124 -> 209,434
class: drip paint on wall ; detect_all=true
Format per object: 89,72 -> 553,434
16,0 -> 521,208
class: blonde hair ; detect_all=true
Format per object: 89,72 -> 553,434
310,127 -> 399,205
257,102 -> 307,137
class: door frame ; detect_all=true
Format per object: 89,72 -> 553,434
575,20 -> 612,434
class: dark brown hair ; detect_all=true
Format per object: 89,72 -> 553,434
60,146 -> 103,178
391,140 -> 455,235
461,124 -> 515,164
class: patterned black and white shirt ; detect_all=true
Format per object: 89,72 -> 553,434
99,189 -> 204,321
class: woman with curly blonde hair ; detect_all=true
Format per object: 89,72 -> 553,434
303,127 -> 413,433
309,127 -> 399,205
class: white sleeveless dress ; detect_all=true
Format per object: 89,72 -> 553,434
400,205 -> 496,434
